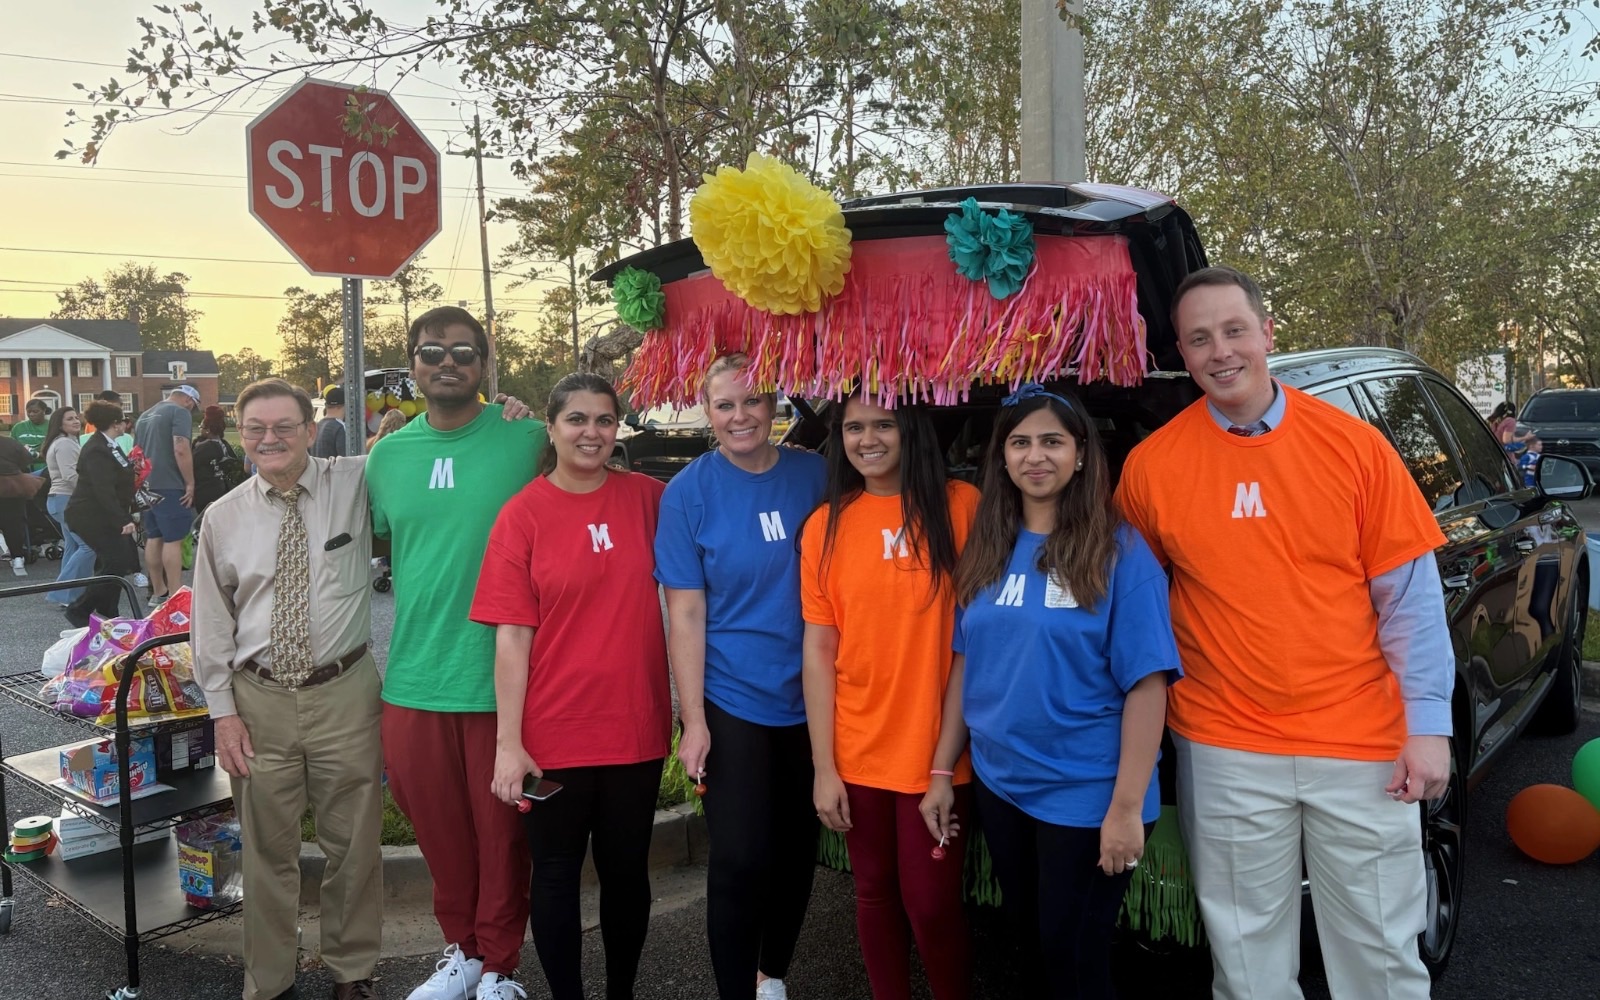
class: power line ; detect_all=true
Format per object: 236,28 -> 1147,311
0,245 -> 559,279
0,159 -> 528,195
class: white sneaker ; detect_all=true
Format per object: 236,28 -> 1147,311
133,572 -> 150,588
756,979 -> 788,1000
405,944 -> 483,1000
10,557 -> 24,577
476,974 -> 527,1000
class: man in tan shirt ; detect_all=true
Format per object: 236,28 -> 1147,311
191,378 -> 382,1000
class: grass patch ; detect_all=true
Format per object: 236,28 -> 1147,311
1584,612 -> 1600,663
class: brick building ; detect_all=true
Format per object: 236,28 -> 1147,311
0,319 -> 220,422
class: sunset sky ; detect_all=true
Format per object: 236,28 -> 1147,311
1,1 -> 564,359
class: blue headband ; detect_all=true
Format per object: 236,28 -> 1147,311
1001,383 -> 1074,411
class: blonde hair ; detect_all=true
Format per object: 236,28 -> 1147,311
701,353 -> 775,406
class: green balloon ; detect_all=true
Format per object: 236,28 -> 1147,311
1573,738 -> 1600,811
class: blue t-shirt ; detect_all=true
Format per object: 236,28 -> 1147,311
654,448 -> 827,726
956,523 -> 1181,827
1519,450 -> 1540,487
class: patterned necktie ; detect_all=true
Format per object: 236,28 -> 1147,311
267,485 -> 313,687
1228,422 -> 1268,437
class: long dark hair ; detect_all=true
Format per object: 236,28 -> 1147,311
956,392 -> 1119,610
41,406 -> 78,458
820,398 -> 958,595
537,372 -> 622,476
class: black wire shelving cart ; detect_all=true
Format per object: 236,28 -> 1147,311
0,576 -> 238,1000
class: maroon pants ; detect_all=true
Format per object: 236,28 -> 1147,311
843,782 -> 972,1000
382,704 -> 532,975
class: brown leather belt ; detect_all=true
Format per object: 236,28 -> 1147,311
241,643 -> 368,689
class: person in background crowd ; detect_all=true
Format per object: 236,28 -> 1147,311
63,401 -> 139,626
367,408 -> 407,451
13,398 -> 50,472
0,433 -> 41,575
655,353 -> 828,1000
313,386 -> 349,458
43,406 -> 96,604
948,384 -> 1179,999
365,306 -> 547,1000
1519,435 -> 1544,487
193,404 -> 243,514
133,383 -> 200,605
81,391 -> 136,453
1116,266 -> 1451,1000
802,397 -> 979,1000
1491,400 -> 1518,445
478,371 -> 671,1000
191,378 -> 383,1000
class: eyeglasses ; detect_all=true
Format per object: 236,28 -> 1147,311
413,344 -> 481,366
240,420 -> 307,441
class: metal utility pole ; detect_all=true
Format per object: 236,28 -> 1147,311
340,278 -> 366,456
1020,0 -> 1088,182
568,257 -> 581,367
471,113 -> 498,397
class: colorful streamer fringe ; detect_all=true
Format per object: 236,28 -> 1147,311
619,233 -> 1146,409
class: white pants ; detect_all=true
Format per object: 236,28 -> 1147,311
1174,735 -> 1432,1000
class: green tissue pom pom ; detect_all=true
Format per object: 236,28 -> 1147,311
943,197 -> 1035,299
613,266 -> 666,330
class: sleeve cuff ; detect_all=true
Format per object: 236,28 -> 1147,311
1404,698 -> 1453,738
202,681 -> 237,718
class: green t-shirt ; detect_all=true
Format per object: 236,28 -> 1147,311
366,404 -> 547,711
80,431 -> 135,453
13,419 -> 48,471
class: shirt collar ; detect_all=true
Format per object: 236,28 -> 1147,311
250,456 -> 322,499
1206,379 -> 1286,434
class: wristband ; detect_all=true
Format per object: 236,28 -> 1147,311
930,769 -> 955,777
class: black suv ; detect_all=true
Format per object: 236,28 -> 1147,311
1518,388 -> 1600,477
603,182 -> 1594,980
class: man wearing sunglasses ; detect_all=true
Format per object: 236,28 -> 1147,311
364,306 -> 549,1000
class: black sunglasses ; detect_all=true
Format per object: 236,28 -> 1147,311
413,344 -> 482,366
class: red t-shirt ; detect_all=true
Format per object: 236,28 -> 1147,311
469,471 -> 672,769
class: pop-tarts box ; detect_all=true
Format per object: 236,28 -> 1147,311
60,735 -> 157,801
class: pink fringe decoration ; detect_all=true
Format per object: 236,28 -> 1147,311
619,234 -> 1146,409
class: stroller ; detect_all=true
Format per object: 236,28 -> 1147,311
23,487 -> 63,563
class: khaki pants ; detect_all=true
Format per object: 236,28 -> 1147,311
231,654 -> 384,999
1173,735 -> 1431,1000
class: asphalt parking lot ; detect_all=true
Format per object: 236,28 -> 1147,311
4,561 -> 1600,998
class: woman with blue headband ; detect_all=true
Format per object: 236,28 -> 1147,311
938,384 -> 1181,999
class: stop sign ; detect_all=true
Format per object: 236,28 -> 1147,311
247,78 -> 442,279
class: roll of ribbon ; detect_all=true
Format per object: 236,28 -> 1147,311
13,815 -> 53,838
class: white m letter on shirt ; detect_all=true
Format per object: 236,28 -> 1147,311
995,573 -> 1026,607
759,510 -> 786,542
1231,481 -> 1266,519
428,457 -> 454,489
588,523 -> 614,552
882,527 -> 909,560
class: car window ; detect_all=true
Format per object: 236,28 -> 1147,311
1312,384 -> 1364,420
1423,378 -> 1518,498
1361,376 -> 1467,512
1522,393 -> 1600,422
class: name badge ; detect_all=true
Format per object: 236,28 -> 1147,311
1044,574 -> 1078,609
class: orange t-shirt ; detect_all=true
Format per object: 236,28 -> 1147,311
801,480 -> 980,793
1115,389 -> 1445,761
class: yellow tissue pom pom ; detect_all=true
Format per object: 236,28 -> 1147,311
690,153 -> 852,315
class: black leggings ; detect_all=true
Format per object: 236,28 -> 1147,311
702,700 -> 817,999
974,778 -> 1149,1000
0,497 -> 27,559
522,758 -> 663,1000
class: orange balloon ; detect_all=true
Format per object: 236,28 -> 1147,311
1506,784 -> 1600,864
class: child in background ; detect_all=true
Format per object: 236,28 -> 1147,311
1519,436 -> 1542,487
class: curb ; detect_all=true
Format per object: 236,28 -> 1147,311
1583,660 -> 1600,700
296,801 -> 708,906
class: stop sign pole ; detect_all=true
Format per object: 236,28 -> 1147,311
246,78 -> 443,454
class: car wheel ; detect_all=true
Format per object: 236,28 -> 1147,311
1531,584 -> 1585,736
1420,736 -> 1465,978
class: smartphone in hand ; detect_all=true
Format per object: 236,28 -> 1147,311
522,775 -> 564,802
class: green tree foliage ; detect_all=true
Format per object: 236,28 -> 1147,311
53,262 -> 202,351
215,347 -> 275,396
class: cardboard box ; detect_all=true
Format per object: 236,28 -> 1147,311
59,735 -> 157,801
157,719 -> 215,773
56,827 -> 169,861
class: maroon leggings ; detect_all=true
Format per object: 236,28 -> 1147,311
843,782 -> 972,1000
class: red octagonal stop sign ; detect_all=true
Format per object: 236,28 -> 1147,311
247,78 -> 442,279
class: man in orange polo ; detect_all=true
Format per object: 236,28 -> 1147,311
1116,266 -> 1452,999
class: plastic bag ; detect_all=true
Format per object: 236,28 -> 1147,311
40,628 -> 89,679
43,611 -> 206,724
